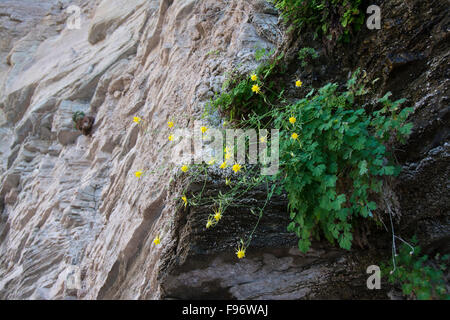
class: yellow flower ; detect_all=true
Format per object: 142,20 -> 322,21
220,161 -> 227,169
133,116 -> 142,124
135,171 -> 143,178
168,121 -> 174,128
201,126 -> 208,134
225,153 -> 231,160
182,196 -> 187,207
153,235 -> 161,246
232,163 -> 241,173
260,136 -> 266,143
291,133 -> 299,140
251,84 -> 261,94
295,80 -> 303,87
236,244 -> 246,259
214,209 -> 222,222
251,74 -> 258,81
289,117 -> 296,124
208,158 -> 216,166
181,165 -> 189,172
168,135 -> 174,141
206,217 -> 215,229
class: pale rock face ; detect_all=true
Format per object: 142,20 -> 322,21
0,0 -> 281,299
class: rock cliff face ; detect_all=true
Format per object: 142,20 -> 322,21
0,0 -> 448,299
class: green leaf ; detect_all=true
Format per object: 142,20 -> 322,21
298,238 -> 311,253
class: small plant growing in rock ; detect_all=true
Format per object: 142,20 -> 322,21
382,239 -> 450,300
201,66 -> 413,254
72,111 -> 85,128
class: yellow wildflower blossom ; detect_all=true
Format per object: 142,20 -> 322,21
251,74 -> 257,81
251,84 -> 261,94
291,133 -> 298,140
260,136 -> 266,143
182,196 -> 187,207
181,165 -> 189,172
232,163 -> 241,173
295,80 -> 303,87
133,117 -> 142,124
220,161 -> 227,169
168,135 -> 174,141
168,121 -> 174,128
153,235 -> 161,246
201,126 -> 208,134
289,117 -> 296,124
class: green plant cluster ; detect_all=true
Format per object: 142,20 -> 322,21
72,111 -> 85,122
382,241 -> 450,300
207,52 -> 286,121
270,0 -> 365,42
298,47 -> 319,67
274,74 -> 413,251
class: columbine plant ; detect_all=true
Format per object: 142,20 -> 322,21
132,47 -> 413,260
198,67 -> 413,256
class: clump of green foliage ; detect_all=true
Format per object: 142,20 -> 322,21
254,71 -> 413,251
72,111 -> 85,128
270,0 -> 365,42
206,51 -> 286,122
72,111 -> 85,122
382,241 -> 449,300
298,47 -> 319,67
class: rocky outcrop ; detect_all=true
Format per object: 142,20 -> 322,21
0,0 -> 448,300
